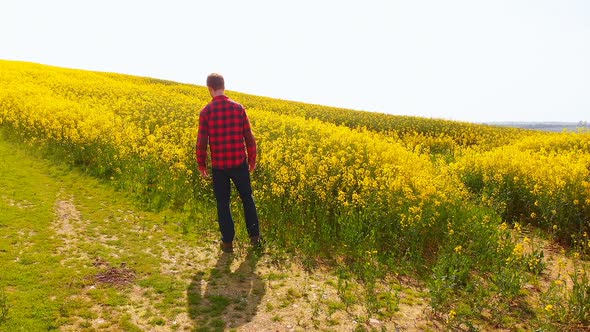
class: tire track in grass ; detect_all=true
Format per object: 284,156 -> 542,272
52,191 -> 116,331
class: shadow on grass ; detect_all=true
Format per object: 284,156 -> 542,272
188,250 -> 265,331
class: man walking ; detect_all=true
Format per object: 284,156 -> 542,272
196,73 -> 261,253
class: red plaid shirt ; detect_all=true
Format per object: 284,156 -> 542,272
196,95 -> 257,170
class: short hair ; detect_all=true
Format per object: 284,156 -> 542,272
206,73 -> 225,90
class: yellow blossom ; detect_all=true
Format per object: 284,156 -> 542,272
447,309 -> 457,322
513,243 -> 524,257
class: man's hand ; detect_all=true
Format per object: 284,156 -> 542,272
199,167 -> 209,178
248,160 -> 256,172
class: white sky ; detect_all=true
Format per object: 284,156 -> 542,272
1,0 -> 589,123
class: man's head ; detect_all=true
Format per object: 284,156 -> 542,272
207,73 -> 225,96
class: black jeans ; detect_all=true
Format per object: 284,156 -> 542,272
212,161 -> 260,243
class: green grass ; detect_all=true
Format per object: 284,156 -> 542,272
0,135 -> 218,331
0,139 -> 77,330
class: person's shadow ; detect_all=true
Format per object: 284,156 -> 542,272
188,249 -> 265,331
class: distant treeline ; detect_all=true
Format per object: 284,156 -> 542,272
490,121 -> 589,132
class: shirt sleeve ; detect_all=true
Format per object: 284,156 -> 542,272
243,110 -> 257,165
196,107 -> 209,170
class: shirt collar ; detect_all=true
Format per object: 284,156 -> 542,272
212,95 -> 228,101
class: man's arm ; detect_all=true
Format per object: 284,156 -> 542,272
243,111 -> 257,172
196,108 -> 209,177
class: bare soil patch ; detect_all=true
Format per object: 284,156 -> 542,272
93,261 -> 136,286
53,191 -> 84,251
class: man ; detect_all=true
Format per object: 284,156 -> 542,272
196,73 -> 261,253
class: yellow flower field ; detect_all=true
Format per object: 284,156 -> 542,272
1,60 -> 589,255
3,59 -> 590,326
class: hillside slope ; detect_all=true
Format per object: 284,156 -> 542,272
2,60 -> 590,330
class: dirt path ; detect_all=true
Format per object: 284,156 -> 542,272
50,190 -> 437,331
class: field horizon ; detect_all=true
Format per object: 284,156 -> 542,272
6,58 -> 577,126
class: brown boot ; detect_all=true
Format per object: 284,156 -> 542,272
250,236 -> 260,245
221,241 -> 233,253
250,236 -> 263,250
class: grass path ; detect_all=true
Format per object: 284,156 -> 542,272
0,137 -> 438,331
